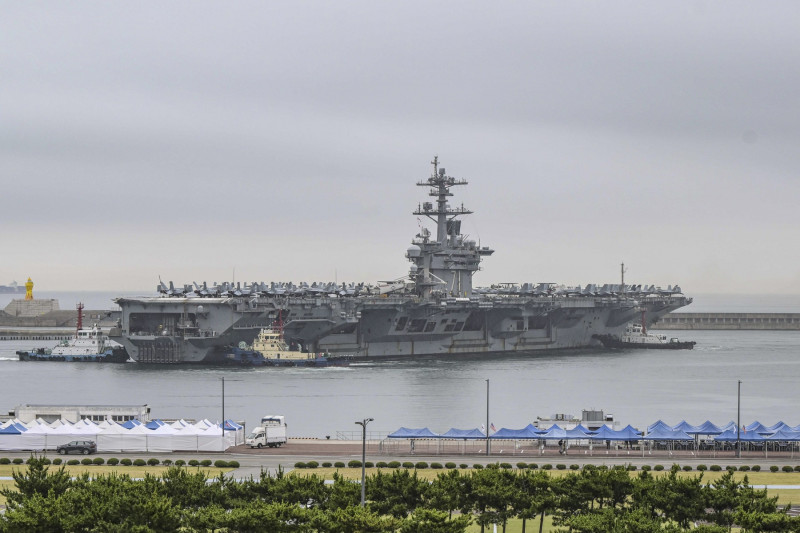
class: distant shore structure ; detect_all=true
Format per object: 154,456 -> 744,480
2,277 -> 60,317
655,313 -> 800,330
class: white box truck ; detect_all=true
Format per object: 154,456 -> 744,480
245,415 -> 287,448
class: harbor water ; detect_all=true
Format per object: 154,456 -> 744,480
2,327 -> 799,438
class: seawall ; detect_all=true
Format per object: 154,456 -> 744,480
655,313 -> 800,330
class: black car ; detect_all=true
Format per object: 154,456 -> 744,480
56,440 -> 97,455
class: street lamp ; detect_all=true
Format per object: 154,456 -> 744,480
737,380 -> 742,458
355,417 -> 374,507
221,377 -> 242,448
485,379 -> 490,456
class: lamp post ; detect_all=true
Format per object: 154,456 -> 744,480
355,417 -> 374,507
221,377 -> 242,447
485,379 -> 490,456
737,380 -> 742,458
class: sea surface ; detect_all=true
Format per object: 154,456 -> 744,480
0,331 -> 800,438
1,292 -> 800,438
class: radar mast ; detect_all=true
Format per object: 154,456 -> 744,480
408,157 -> 494,298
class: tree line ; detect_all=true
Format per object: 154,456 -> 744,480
1,457 -> 798,532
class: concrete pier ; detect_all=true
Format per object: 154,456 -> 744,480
655,313 -> 800,330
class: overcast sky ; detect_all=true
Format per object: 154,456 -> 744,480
1,1 -> 798,294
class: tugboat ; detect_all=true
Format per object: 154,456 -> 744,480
594,311 -> 696,350
222,314 -> 350,367
16,303 -> 129,362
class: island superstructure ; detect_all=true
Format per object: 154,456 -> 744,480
110,157 -> 692,363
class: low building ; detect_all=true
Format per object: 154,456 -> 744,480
10,404 -> 151,424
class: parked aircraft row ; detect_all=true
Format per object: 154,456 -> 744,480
473,283 -> 684,297
157,279 -> 683,299
156,280 -> 408,299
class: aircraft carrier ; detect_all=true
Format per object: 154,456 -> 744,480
110,157 -> 692,363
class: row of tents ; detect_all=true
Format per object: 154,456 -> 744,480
387,420 -> 800,443
0,418 -> 244,452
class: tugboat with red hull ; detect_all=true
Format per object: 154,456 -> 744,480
16,303 -> 129,363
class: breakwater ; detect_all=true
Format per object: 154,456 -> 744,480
655,313 -> 800,330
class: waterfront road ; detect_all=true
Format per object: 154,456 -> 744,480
3,439 -> 800,480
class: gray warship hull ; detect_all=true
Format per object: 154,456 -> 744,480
110,157 -> 691,363
112,291 -> 688,364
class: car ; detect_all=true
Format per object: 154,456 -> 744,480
56,440 -> 97,455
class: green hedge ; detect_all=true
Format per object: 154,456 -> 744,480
107,458 -> 119,466
710,465 -> 722,471
322,462 -> 332,468
67,459 -> 80,465
147,458 -> 160,466
334,461 -> 345,468
52,458 -> 62,466
387,461 -> 400,468
473,464 -> 484,470
347,460 -> 362,468
93,458 -> 105,466
188,460 -> 199,467
133,459 -> 146,467
446,462 -> 457,469
541,464 -> 553,470
174,460 -> 186,467
294,462 -> 307,469
770,466 -> 779,472
653,465 -> 664,471
414,462 -> 428,469
81,458 -> 93,465
696,464 -> 707,471
751,465 -> 761,471
214,460 -> 228,468
402,462 -> 414,469
200,460 -> 212,467
121,458 -> 132,466
305,461 -> 318,469
0,458 -> 9,464
228,460 -> 240,468
430,462 -> 443,469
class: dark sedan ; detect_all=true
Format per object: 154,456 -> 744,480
56,440 -> 97,455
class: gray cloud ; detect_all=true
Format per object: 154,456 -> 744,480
1,1 -> 798,292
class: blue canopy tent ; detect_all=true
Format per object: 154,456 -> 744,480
647,420 -> 673,433
715,428 -> 766,456
537,424 -> 567,440
565,425 -> 594,439
590,425 -> 639,441
492,424 -> 542,439
689,420 -> 724,435
145,419 -> 166,430
765,428 -> 800,457
387,427 -> 439,438
121,420 -> 143,429
718,421 -> 737,432
672,420 -> 699,433
643,427 -> 693,441
744,421 -> 773,435
767,421 -> 791,432
643,426 -> 693,454
440,428 -> 486,439
222,419 -> 242,431
0,425 -> 23,435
